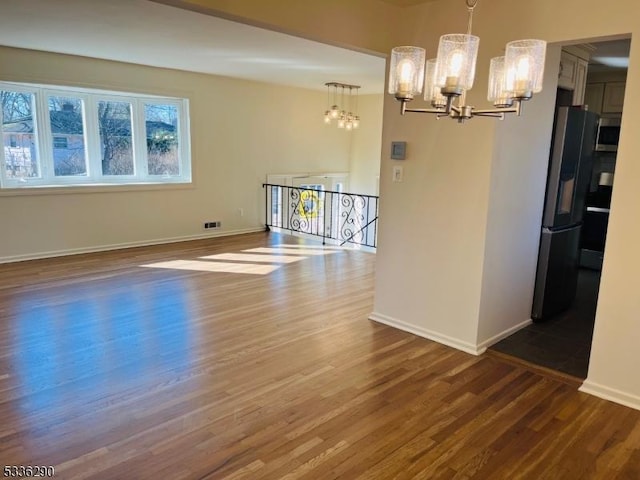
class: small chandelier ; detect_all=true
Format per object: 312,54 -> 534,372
323,82 -> 361,130
388,0 -> 546,123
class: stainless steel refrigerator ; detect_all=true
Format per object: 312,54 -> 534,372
532,106 -> 599,321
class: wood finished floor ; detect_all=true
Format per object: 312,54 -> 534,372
1,231 -> 639,479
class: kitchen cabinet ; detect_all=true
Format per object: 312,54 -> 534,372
584,83 -> 605,115
602,81 -> 626,113
584,81 -> 626,114
558,50 -> 589,105
573,57 -> 588,105
558,51 -> 578,90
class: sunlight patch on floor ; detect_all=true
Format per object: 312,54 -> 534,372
273,244 -> 345,251
200,253 -> 306,264
140,260 -> 279,275
244,247 -> 339,256
139,244 -> 341,275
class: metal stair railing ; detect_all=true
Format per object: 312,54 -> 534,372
262,183 -> 379,248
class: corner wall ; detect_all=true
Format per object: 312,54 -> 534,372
475,46 -> 561,348
373,0 -> 640,409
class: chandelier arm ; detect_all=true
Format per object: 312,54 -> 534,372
399,98 -> 450,115
470,112 -> 506,118
402,106 -> 448,115
400,99 -> 523,120
472,101 -> 522,116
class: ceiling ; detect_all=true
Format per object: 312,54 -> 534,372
587,39 -> 631,71
0,1 -> 629,95
0,0 -> 386,94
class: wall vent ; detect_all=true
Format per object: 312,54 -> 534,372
203,221 -> 222,229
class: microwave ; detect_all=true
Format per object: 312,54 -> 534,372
596,116 -> 621,152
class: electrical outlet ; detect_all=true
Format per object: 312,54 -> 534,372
203,221 -> 222,229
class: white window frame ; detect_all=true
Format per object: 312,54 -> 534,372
0,84 -> 42,182
0,81 -> 191,189
92,95 -> 138,181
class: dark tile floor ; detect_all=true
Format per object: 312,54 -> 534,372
489,268 -> 600,379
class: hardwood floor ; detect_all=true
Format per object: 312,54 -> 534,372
1,231 -> 639,479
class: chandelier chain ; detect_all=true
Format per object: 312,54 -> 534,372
466,0 -> 477,35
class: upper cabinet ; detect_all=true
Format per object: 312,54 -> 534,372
558,48 -> 591,105
602,82 -> 626,113
558,51 -> 579,90
573,59 -> 589,106
584,70 -> 627,115
584,83 -> 605,115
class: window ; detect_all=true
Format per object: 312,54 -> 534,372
0,82 -> 191,189
49,96 -> 87,176
145,103 -> 180,177
1,90 -> 40,179
98,100 -> 134,176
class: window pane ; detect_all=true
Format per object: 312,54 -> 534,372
48,96 -> 87,176
98,100 -> 134,175
1,91 -> 40,179
145,104 -> 179,176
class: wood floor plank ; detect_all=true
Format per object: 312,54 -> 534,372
1,231 -> 640,479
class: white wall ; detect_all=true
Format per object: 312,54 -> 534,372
475,46 -> 562,347
372,87 -> 493,354
349,94 -> 383,196
372,0 -> 640,409
0,46 -> 357,261
585,34 -> 640,408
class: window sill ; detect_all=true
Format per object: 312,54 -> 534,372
0,181 -> 195,197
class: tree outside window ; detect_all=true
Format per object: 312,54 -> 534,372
145,104 -> 179,176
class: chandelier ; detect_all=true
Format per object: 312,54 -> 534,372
388,0 -> 546,123
323,82 -> 361,130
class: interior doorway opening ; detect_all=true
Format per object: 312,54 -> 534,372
490,37 -> 630,379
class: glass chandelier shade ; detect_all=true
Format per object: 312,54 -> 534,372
504,39 -> 546,99
388,46 -> 426,98
434,34 -> 480,95
487,56 -> 512,107
424,58 -> 447,108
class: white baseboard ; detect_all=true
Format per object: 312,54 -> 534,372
580,380 -> 640,411
0,227 -> 265,264
476,319 -> 533,352
369,312 -> 484,356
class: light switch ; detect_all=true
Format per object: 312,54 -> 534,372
393,165 -> 403,183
